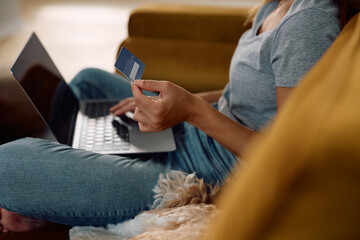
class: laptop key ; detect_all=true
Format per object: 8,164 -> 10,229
104,144 -> 112,151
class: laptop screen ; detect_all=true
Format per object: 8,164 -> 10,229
11,33 -> 78,145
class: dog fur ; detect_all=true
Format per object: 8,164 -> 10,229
69,171 -> 221,240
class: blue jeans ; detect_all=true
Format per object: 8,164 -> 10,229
0,68 -> 238,227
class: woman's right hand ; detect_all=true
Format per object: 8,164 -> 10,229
109,97 -> 136,116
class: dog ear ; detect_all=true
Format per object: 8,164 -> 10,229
151,171 -> 221,209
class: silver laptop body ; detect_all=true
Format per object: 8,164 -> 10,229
11,33 -> 176,154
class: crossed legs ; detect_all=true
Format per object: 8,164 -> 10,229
0,138 -> 174,233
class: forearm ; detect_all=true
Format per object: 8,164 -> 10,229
186,95 -> 256,158
131,80 -> 256,157
195,90 -> 223,103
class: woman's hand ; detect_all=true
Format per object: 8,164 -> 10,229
109,98 -> 136,116
131,80 -> 196,132
131,80 -> 255,157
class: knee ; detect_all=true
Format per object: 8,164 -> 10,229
0,137 -> 61,178
0,138 -> 48,210
1,138 -> 35,164
0,138 -> 30,160
70,68 -> 120,100
70,68 -> 103,89
0,138 -> 55,169
0,138 -> 42,203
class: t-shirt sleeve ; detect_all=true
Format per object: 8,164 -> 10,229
271,9 -> 340,87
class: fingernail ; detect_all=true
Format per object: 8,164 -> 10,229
134,80 -> 143,85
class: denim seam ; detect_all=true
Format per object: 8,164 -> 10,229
0,203 -> 148,219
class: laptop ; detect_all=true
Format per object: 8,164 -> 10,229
10,33 -> 176,154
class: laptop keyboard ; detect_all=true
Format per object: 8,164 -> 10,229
79,101 -> 130,152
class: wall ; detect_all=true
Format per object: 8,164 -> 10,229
0,0 -> 23,40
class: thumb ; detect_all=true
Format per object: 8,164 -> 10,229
134,80 -> 166,92
131,82 -> 153,107
131,82 -> 144,99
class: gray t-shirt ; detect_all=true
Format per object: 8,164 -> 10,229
218,0 -> 340,130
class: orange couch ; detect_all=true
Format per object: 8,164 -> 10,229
117,4 -> 251,93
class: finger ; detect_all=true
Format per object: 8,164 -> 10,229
133,107 -> 162,132
113,102 -> 136,116
138,122 -> 154,132
133,107 -> 152,126
131,82 -> 145,98
109,98 -> 134,112
134,108 -> 151,132
134,80 -> 168,93
133,108 -> 165,132
131,82 -> 155,109
132,84 -> 162,114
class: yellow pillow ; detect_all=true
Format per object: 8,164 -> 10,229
207,13 -> 360,240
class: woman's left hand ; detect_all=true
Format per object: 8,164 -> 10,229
131,80 -> 195,132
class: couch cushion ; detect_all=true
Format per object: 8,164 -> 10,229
128,5 -> 251,43
120,37 -> 236,92
207,13 -> 360,240
118,4 -> 252,92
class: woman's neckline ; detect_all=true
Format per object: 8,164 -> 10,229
256,0 -> 295,36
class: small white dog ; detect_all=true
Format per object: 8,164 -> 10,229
69,171 -> 221,240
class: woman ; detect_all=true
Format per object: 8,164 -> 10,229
0,0 -> 357,233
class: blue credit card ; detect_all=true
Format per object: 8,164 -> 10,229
114,47 -> 145,82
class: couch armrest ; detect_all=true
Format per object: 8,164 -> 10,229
128,4 -> 251,43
